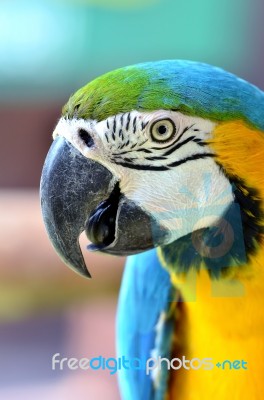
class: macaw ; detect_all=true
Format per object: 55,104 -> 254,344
40,60 -> 264,400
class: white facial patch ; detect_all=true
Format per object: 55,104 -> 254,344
126,160 -> 234,243
53,110 -> 234,244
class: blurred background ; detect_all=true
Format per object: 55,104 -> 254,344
0,0 -> 263,399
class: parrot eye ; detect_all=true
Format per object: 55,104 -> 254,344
150,118 -> 175,142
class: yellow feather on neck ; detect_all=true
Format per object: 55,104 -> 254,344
210,121 -> 264,195
167,121 -> 264,400
210,121 -> 264,281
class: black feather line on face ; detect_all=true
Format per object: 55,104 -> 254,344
167,153 -> 214,168
145,156 -> 167,161
141,120 -> 148,130
133,116 -> 137,133
114,153 -> 214,171
162,136 -> 196,157
126,113 -> 131,130
114,162 -> 170,171
113,148 -> 153,156
138,139 -> 148,146
136,148 -> 152,153
123,157 -> 136,162
193,138 -> 206,147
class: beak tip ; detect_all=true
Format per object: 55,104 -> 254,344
81,270 -> 92,279
64,252 -> 92,278
69,262 -> 92,279
82,266 -> 92,279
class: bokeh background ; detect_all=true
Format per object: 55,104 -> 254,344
0,0 -> 263,399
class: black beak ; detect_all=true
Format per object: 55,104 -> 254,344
40,137 -> 167,277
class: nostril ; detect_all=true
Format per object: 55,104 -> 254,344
78,128 -> 94,147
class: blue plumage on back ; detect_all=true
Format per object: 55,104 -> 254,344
117,249 -> 177,400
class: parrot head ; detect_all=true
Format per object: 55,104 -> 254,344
40,60 -> 264,278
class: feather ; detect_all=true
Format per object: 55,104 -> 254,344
63,60 -> 264,131
117,249 -> 178,400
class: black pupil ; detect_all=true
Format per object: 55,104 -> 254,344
157,125 -> 167,135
